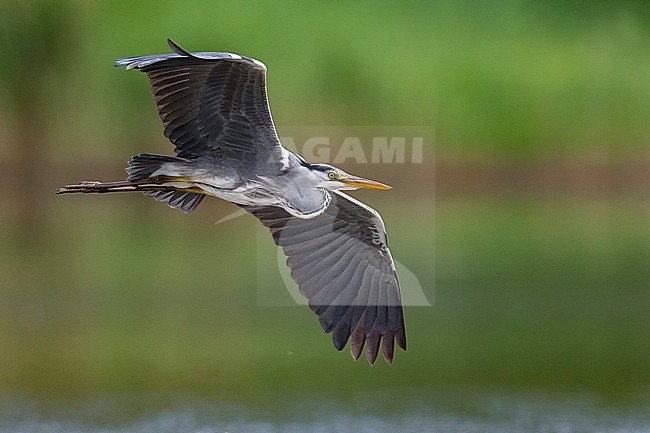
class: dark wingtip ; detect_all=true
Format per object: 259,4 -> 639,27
396,328 -> 407,351
350,311 -> 366,361
333,334 -> 347,351
381,331 -> 395,364
365,326 -> 381,365
332,323 -> 351,351
167,38 -> 192,57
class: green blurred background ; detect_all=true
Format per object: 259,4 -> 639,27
1,0 -> 649,405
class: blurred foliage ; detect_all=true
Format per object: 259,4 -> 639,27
0,0 -> 649,399
1,1 -> 649,159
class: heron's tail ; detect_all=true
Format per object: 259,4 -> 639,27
56,153 -> 206,213
126,153 -> 186,182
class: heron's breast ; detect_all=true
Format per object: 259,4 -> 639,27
281,187 -> 331,218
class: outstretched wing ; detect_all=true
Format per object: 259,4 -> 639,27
115,39 -> 287,175
245,191 -> 407,365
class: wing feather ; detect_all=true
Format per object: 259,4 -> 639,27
244,191 -> 406,364
115,39 -> 286,175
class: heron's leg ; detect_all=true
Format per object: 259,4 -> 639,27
56,180 -> 141,194
56,178 -> 204,195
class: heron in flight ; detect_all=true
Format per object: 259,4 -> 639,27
58,40 -> 406,364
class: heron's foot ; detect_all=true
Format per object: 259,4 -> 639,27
56,181 -> 101,194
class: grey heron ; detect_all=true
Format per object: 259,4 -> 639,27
58,39 -> 406,365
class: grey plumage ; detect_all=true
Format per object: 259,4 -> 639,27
127,153 -> 205,213
244,191 -> 406,363
58,39 -> 407,365
115,39 -> 285,175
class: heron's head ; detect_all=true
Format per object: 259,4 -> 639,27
309,163 -> 392,191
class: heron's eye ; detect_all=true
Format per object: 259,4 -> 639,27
328,171 -> 337,180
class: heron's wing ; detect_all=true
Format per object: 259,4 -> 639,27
244,191 -> 406,365
115,39 -> 287,175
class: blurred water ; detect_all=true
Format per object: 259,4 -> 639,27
1,388 -> 648,433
